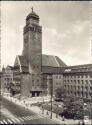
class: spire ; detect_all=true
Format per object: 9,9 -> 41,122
26,7 -> 39,21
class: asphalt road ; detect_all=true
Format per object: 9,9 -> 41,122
0,96 -> 61,124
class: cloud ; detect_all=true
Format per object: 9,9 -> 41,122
1,1 -> 90,68
42,20 -> 90,66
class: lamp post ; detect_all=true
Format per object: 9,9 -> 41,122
83,102 -> 87,124
47,75 -> 53,119
90,103 -> 92,125
90,93 -> 92,125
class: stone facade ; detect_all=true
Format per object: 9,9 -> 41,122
21,74 -> 32,97
13,9 -> 67,97
63,65 -> 92,99
21,10 -> 42,96
22,10 -> 42,74
13,9 -> 92,101
53,74 -> 63,96
1,66 -> 13,93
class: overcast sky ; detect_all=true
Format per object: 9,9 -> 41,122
1,1 -> 91,67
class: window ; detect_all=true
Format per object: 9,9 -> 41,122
78,75 -> 80,78
78,86 -> 80,89
37,80 -> 39,83
81,75 -> 83,78
74,80 -> 76,83
32,80 -> 34,83
85,74 -> 88,78
85,80 -> 88,84
90,80 -> 92,84
78,80 -> 80,84
59,76 -> 61,79
85,86 -> 88,90
81,86 -> 83,90
90,87 -> 92,91
81,80 -> 84,84
89,74 -> 92,78
56,76 -> 58,79
67,80 -> 69,83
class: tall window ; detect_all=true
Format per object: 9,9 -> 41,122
85,80 -> 88,84
90,80 -> 92,84
78,80 -> 80,84
81,80 -> 84,84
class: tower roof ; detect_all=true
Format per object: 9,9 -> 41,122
26,7 -> 39,21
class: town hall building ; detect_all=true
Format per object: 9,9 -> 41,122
13,9 -> 67,97
12,9 -> 92,100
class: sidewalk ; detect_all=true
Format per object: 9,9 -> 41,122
2,93 -> 80,125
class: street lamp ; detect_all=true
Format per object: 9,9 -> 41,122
83,103 -> 87,124
90,93 -> 92,125
47,75 -> 53,119
90,103 -> 92,125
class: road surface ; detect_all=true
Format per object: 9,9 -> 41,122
0,96 -> 61,124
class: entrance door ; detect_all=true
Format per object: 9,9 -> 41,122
32,92 -> 35,97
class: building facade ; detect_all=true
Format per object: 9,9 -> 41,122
13,9 -> 92,100
63,64 -> 92,100
13,9 -> 66,97
1,66 -> 13,93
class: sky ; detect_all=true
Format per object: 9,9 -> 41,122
1,1 -> 91,68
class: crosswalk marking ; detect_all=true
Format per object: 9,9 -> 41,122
14,118 -> 20,122
18,117 -> 24,121
2,120 -> 8,124
22,116 -> 27,120
0,115 -> 43,124
0,121 -> 4,124
26,116 -> 30,119
7,119 -> 13,124
28,116 -> 33,120
11,118 -> 18,123
24,116 -> 30,120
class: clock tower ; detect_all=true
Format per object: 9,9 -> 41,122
22,8 -> 42,74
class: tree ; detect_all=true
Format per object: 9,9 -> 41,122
55,87 -> 66,99
63,99 -> 84,119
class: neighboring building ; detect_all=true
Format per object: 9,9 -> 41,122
13,8 -> 92,100
63,64 -> 92,100
43,64 -> 92,100
1,66 -> 13,93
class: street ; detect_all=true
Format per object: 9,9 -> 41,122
0,96 -> 60,124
